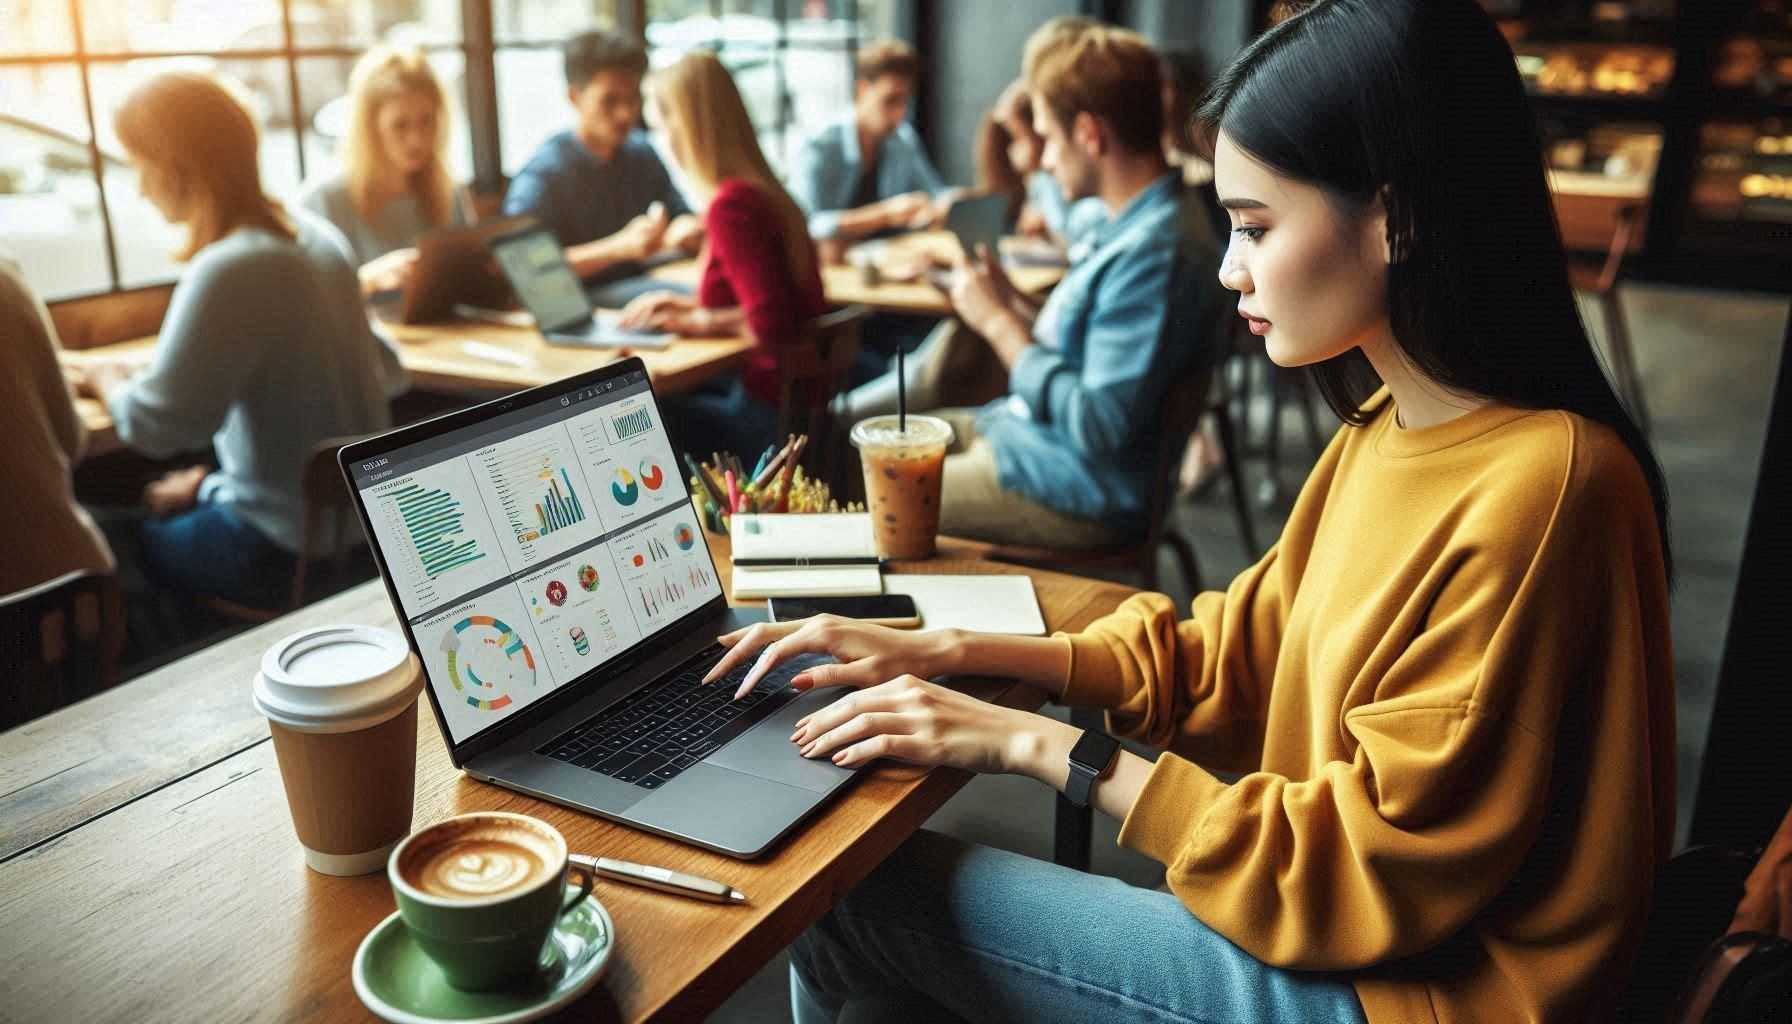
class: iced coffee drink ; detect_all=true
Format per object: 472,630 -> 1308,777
852,415 -> 954,559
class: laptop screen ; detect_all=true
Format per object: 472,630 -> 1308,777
489,227 -> 590,331
346,369 -> 723,746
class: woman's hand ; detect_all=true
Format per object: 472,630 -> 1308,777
63,353 -> 148,403
359,248 -> 419,295
702,614 -> 958,699
790,674 -> 1048,773
143,465 -> 209,519
1730,804 -> 1792,940
618,291 -> 693,330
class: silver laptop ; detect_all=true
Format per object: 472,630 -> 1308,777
486,224 -> 674,350
339,359 -> 858,858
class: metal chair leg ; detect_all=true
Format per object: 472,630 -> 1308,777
1052,706 -> 1104,871
1212,402 -> 1260,557
1162,530 -> 1204,594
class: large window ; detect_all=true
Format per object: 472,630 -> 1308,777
0,0 -> 896,302
641,0 -> 897,173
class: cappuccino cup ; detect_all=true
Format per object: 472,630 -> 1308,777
389,812 -> 597,992
253,625 -> 423,875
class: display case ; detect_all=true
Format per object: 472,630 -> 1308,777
1492,0 -> 1792,289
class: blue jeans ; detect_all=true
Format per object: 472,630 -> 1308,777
138,498 -> 295,609
790,830 -> 1366,1024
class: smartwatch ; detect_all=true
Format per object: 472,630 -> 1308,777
1065,729 -> 1121,809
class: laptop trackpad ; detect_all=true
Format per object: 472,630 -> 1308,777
706,686 -> 855,794
625,762 -> 823,859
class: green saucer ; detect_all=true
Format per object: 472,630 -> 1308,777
353,889 -> 615,1024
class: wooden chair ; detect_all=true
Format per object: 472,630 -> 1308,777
1,570 -> 125,731
777,305 -> 870,488
193,433 -> 370,623
983,367 -> 1219,595
1568,201 -> 1650,434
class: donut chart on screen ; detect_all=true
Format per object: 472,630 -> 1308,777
440,615 -> 536,711
638,459 -> 665,491
611,467 -> 639,506
673,523 -> 696,550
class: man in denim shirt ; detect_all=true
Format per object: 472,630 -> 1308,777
852,23 -> 1226,547
788,40 -> 950,243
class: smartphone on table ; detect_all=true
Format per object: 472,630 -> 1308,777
766,594 -> 922,629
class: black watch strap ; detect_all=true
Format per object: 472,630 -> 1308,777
1065,728 -> 1121,809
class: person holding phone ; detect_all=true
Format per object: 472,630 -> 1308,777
836,20 -> 1228,550
704,2 -> 1676,1022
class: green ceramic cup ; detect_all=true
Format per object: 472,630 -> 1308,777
388,812 -> 596,992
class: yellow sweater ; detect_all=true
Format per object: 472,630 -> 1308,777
1062,390 -> 1674,1024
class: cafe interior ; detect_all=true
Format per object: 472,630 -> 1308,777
3,0 -> 1790,1021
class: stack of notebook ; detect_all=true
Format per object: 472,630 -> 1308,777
728,513 -> 883,600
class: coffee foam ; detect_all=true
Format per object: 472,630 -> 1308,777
398,821 -> 558,901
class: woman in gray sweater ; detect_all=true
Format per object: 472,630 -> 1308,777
71,71 -> 405,609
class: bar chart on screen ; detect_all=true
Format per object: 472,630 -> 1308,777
475,423 -> 603,568
366,461 -> 505,614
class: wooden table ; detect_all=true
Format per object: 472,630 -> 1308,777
66,322 -> 755,461
652,230 -> 1068,319
0,536 -> 1132,1022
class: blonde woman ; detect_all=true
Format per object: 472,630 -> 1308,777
71,71 -> 403,609
297,45 -> 472,296
619,51 -> 826,458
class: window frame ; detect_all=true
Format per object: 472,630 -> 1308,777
5,0 -> 899,304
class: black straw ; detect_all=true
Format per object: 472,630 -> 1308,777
897,344 -> 907,433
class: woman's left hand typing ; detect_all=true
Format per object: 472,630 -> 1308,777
790,673 -> 1073,777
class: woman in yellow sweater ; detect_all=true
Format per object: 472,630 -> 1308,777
706,2 -> 1675,1022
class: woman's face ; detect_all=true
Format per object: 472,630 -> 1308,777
131,153 -> 186,225
376,90 -> 440,176
1212,130 -> 1390,367
650,94 -> 686,172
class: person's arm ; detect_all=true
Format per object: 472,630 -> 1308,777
1007,240 -> 1208,456
948,245 -> 1039,365
893,122 -> 947,197
106,248 -> 272,458
704,187 -> 811,347
2,262 -> 88,463
502,166 -> 646,276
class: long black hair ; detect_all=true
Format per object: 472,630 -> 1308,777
1199,0 -> 1672,583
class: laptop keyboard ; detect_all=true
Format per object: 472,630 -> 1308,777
538,646 -> 802,790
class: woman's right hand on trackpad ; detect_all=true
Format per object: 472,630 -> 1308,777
704,615 -> 951,700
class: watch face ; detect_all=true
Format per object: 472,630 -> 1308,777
1069,729 -> 1120,772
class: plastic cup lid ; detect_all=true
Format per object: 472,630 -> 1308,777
851,414 -> 954,450
253,625 -> 422,734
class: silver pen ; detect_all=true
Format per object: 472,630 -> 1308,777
571,854 -> 748,903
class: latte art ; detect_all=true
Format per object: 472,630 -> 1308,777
417,840 -> 546,898
398,822 -> 559,901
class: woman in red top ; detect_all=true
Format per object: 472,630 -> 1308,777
621,50 -> 827,458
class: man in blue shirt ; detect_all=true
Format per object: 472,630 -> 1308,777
845,21 -> 1228,548
503,31 -> 702,286
788,40 -> 950,244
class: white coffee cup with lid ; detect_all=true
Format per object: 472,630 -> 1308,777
253,625 -> 423,875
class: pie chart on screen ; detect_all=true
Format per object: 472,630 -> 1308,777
673,523 -> 696,551
639,459 -> 665,491
611,467 -> 639,506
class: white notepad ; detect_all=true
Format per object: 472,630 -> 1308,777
730,564 -> 884,600
883,575 -> 1047,636
730,513 -> 876,560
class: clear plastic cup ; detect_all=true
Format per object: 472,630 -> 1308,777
851,415 -> 954,559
